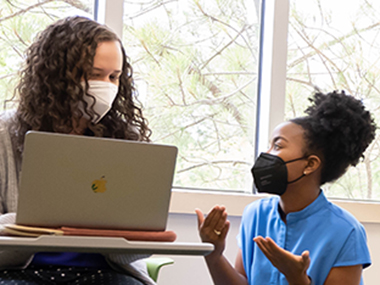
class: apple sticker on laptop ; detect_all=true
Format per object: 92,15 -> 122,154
91,176 -> 107,193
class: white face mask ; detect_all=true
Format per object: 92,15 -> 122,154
80,80 -> 118,124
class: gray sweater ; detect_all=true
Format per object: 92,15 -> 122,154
0,111 -> 155,285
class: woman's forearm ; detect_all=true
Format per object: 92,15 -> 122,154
205,253 -> 248,285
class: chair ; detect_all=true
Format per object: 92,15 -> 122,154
145,257 -> 174,282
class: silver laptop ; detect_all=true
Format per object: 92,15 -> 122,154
16,131 -> 178,231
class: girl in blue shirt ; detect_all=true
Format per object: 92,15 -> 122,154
196,91 -> 376,285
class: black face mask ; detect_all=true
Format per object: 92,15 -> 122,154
251,153 -> 307,196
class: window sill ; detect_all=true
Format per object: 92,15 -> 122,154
169,189 -> 380,224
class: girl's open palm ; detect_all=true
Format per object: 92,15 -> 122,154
254,236 -> 311,285
195,206 -> 230,256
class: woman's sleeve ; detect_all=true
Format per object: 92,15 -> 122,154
0,117 -> 35,269
333,224 -> 371,269
0,118 -> 18,215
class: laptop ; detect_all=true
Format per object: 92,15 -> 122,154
16,131 -> 178,231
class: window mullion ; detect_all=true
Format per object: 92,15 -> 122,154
96,0 -> 124,38
256,0 -> 289,156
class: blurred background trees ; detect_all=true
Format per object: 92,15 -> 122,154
122,0 -> 260,191
286,0 -> 380,200
0,0 -> 92,107
1,0 -> 379,199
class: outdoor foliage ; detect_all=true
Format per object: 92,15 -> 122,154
287,0 -> 380,200
122,0 -> 260,191
1,0 -> 379,199
0,0 -> 92,107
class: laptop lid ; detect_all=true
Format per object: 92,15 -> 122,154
16,131 -> 178,231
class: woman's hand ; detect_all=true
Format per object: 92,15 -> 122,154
254,236 -> 311,285
195,206 -> 230,257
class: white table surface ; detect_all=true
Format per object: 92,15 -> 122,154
0,236 -> 214,256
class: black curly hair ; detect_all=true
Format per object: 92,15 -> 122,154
291,91 -> 376,185
12,16 -> 151,153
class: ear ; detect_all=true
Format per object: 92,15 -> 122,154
303,155 -> 321,176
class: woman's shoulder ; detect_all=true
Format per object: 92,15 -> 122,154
0,109 -> 17,130
325,200 -> 365,232
0,110 -> 17,148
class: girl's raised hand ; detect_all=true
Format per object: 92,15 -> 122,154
195,206 -> 230,256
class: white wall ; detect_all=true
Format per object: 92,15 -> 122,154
155,212 -> 380,285
364,223 -> 380,284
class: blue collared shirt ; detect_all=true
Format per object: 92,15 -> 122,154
238,191 -> 371,285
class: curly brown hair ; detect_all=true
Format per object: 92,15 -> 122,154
12,16 -> 151,153
291,91 -> 376,185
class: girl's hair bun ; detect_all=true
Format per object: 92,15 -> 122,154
292,90 -> 376,184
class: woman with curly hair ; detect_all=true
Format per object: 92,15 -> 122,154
0,16 -> 155,284
196,91 -> 376,285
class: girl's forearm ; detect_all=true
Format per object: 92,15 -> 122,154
205,253 -> 248,285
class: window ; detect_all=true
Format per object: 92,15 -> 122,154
0,0 -> 93,108
287,0 -> 380,200
3,0 -> 379,201
122,0 -> 262,192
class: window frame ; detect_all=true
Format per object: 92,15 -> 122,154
98,0 -> 380,223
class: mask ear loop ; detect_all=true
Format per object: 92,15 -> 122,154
284,155 -> 309,164
285,155 -> 310,184
288,173 -> 306,184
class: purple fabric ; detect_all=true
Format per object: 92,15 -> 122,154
31,252 -> 111,268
